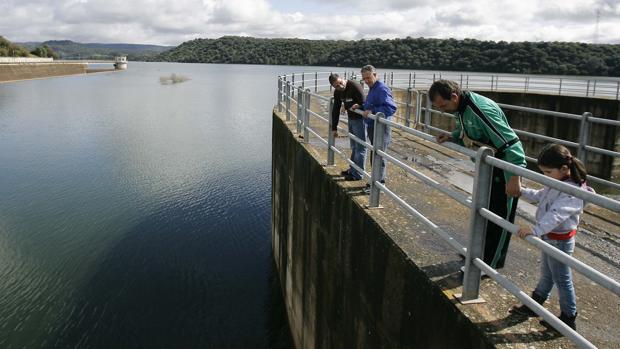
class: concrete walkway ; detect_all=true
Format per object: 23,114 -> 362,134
284,101 -> 620,348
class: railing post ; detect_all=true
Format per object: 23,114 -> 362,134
301,73 -> 305,89
405,87 -> 412,127
296,87 -> 303,127
559,78 -> 563,95
460,74 -> 463,87
296,88 -> 303,133
415,91 -> 422,127
466,75 -> 469,89
616,81 -> 620,100
577,112 -> 591,164
315,72 -> 318,92
285,82 -> 291,121
460,147 -> 494,302
383,72 -> 387,82
303,89 -> 311,142
390,72 -> 394,87
327,97 -> 335,166
277,77 -> 282,112
369,112 -> 386,207
408,72 -> 412,88
413,72 -> 416,88
586,80 -> 590,97
593,80 -> 597,96
424,94 -> 432,133
490,75 -> 494,90
433,73 -> 436,82
291,74 -> 295,89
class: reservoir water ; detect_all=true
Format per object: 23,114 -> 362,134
0,62 -> 303,348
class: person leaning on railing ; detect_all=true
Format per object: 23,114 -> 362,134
510,143 -> 593,332
351,65 -> 397,192
329,73 -> 366,181
429,79 -> 526,272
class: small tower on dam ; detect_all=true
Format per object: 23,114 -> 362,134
113,56 -> 127,70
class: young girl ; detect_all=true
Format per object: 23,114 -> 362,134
509,143 -> 593,332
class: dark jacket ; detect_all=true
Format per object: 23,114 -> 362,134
331,79 -> 365,131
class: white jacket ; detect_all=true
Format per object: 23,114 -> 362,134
521,179 -> 594,237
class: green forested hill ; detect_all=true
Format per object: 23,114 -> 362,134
156,36 -> 620,76
18,40 -> 173,61
0,36 -> 31,57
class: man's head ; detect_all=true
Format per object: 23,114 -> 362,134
428,80 -> 462,113
329,73 -> 347,91
360,65 -> 378,87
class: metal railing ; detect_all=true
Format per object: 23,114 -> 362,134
382,71 -> 620,100
411,89 -> 620,191
276,72 -> 620,349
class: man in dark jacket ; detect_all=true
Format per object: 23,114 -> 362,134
329,73 -> 366,180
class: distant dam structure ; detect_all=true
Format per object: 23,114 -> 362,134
0,56 -> 127,82
113,56 -> 128,70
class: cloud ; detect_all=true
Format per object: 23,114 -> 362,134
0,0 -> 618,45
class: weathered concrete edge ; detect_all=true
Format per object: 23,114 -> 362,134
271,110 -> 495,349
0,63 -> 88,83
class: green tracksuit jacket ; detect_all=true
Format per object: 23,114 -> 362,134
450,91 -> 527,180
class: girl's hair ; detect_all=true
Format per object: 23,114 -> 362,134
538,143 -> 587,184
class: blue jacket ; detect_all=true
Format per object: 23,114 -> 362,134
363,80 -> 397,126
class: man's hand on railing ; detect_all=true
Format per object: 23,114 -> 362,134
436,134 -> 452,143
332,130 -> 338,138
350,104 -> 370,118
506,176 -> 522,197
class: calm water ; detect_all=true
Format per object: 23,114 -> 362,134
0,62 -> 312,348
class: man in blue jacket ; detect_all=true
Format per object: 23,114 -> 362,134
352,65 -> 397,187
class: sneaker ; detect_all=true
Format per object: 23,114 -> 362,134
340,169 -> 350,176
509,304 -> 537,317
344,174 -> 361,181
540,312 -> 577,331
362,183 -> 371,194
509,292 -> 545,317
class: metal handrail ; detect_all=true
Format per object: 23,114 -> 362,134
277,72 -> 620,348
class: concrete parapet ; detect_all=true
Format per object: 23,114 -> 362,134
0,63 -> 87,83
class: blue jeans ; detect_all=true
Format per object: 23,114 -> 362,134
533,237 -> 577,316
366,115 -> 392,182
347,118 -> 367,180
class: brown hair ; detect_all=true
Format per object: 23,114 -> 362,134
538,143 -> 587,184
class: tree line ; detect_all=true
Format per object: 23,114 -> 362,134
1,36 -> 58,58
155,36 -> 620,77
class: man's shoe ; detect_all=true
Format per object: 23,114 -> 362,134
340,170 -> 350,176
344,174 -> 361,181
509,292 -> 546,317
540,312 -> 577,332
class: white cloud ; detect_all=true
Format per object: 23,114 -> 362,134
0,0 -> 618,45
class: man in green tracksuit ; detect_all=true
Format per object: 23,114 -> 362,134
429,79 -> 526,271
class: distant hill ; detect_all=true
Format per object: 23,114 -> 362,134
154,36 -> 620,77
17,40 -> 173,61
0,36 -> 31,57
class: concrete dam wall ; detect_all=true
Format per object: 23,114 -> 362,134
0,63 -> 88,83
271,111 -> 494,349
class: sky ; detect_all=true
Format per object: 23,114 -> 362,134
1,0 -> 619,46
